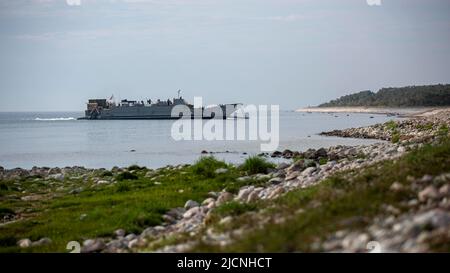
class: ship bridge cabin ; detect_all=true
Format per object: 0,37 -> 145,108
87,99 -> 110,111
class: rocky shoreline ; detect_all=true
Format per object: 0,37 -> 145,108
320,109 -> 450,142
1,109 -> 449,253
147,109 -> 449,253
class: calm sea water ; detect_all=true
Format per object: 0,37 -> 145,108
0,111 -> 396,169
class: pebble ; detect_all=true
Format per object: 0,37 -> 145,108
184,200 -> 199,210
390,182 -> 404,192
412,209 -> 450,229
272,170 -> 286,178
128,238 -> 139,249
32,237 -> 52,247
162,214 -> 176,223
267,187 -> 284,199
17,239 -> 32,248
419,175 -> 434,184
341,233 -> 370,251
48,173 -> 64,181
207,191 -> 220,198
183,207 -> 201,219
236,187 -> 254,202
206,201 -> 216,210
125,234 -> 137,241
219,216 -> 233,226
215,168 -> 228,174
268,177 -> 283,185
106,240 -> 128,252
82,239 -> 106,253
166,207 -> 186,219
202,198 -> 215,206
276,162 -> 290,170
418,186 -> 439,202
286,161 -> 304,173
439,184 -> 450,196
255,174 -> 271,181
385,205 -> 401,215
237,176 -> 251,182
285,171 -> 301,181
69,188 -> 83,195
408,199 -> 419,207
430,211 -> 450,228
247,188 -> 263,203
301,167 -> 316,176
216,192 -> 234,205
114,229 -> 126,237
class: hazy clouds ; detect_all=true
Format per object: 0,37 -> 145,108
0,0 -> 449,111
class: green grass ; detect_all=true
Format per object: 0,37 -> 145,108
385,120 -> 401,143
193,138 -> 450,252
0,156 -> 255,253
116,171 -> 138,181
385,120 -> 398,131
191,156 -> 229,178
0,207 -> 15,218
4,138 -> 450,253
416,123 -> 434,131
318,158 -> 328,165
100,171 -> 113,177
438,124 -> 449,137
391,131 -> 401,143
214,201 -> 258,217
116,182 -> 131,193
240,156 -> 275,175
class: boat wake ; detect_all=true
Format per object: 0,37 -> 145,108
34,117 -> 76,121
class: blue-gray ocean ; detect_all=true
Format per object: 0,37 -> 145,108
0,111 -> 395,169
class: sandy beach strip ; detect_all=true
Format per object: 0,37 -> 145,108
296,106 -> 449,117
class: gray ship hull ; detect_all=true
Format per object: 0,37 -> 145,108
79,101 -> 236,120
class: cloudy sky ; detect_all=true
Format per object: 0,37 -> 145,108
0,0 -> 449,111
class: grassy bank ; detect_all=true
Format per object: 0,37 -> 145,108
0,157 -> 271,253
2,138 -> 449,253
194,138 -> 450,252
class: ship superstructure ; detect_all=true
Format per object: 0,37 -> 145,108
79,92 -> 239,120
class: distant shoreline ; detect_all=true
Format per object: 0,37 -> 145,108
296,106 -> 450,117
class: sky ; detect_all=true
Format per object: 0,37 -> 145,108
0,0 -> 449,111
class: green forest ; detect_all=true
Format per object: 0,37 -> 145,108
319,84 -> 450,107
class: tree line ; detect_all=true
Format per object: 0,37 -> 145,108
319,84 -> 450,107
